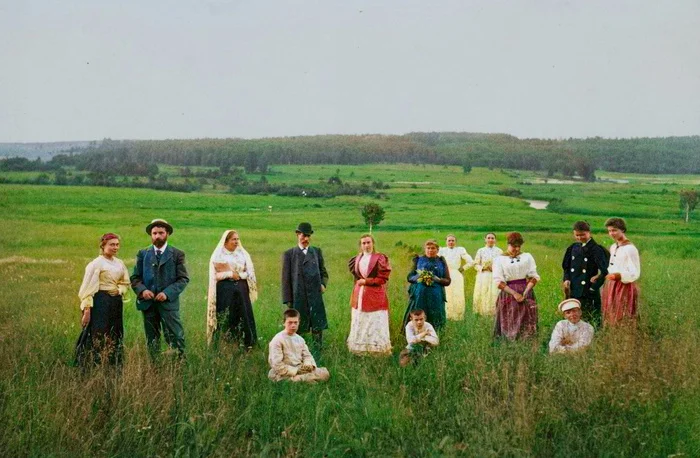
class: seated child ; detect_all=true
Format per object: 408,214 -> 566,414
400,309 -> 440,367
549,298 -> 595,354
268,309 -> 330,383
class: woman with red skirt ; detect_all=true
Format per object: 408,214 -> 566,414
602,218 -> 640,326
492,232 -> 540,340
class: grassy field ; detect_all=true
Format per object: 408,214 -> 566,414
1,165 -> 699,457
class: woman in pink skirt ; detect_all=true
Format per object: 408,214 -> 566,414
602,217 -> 641,326
492,232 -> 540,340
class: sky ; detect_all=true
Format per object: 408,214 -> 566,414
1,0 -> 699,142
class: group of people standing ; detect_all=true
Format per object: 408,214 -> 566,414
75,216 -> 641,381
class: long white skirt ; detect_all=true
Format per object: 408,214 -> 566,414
445,267 -> 466,320
473,271 -> 499,315
347,307 -> 392,355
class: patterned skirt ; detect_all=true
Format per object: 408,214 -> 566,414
493,279 -> 538,340
602,279 -> 639,326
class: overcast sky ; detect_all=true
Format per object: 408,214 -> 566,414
1,0 -> 699,142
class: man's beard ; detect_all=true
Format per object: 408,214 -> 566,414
152,238 -> 166,248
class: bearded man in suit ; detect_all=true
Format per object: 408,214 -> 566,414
131,219 -> 190,358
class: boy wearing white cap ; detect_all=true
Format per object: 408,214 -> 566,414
548,299 -> 595,354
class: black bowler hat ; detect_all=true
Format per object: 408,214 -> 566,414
146,218 -> 174,235
295,222 -> 314,235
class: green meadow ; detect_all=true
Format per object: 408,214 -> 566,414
1,164 -> 699,457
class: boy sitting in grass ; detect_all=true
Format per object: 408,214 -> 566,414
549,298 -> 595,354
400,309 -> 440,367
268,309 -> 330,383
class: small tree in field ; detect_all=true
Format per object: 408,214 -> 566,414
680,189 -> 699,223
361,203 -> 385,234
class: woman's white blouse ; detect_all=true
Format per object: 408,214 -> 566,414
608,243 -> 640,284
215,248 -> 251,281
437,247 -> 473,270
358,253 -> 371,276
78,255 -> 130,310
473,246 -> 503,272
492,252 -> 540,284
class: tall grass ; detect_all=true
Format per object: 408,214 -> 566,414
1,166 -> 699,456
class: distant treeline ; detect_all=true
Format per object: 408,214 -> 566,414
0,168 -> 200,193
0,156 -> 388,197
0,141 -> 95,161
0,152 -> 159,177
3,133 -> 699,177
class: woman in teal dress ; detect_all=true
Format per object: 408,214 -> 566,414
403,240 -> 452,330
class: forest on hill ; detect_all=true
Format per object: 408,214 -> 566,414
2,133 -> 699,181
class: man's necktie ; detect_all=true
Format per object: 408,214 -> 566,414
155,249 -> 162,262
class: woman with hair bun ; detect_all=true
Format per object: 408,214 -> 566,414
602,217 -> 641,326
492,232 -> 540,339
76,233 -> 131,365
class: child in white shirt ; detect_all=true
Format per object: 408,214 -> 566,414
400,309 -> 440,367
268,309 -> 330,383
549,299 -> 595,354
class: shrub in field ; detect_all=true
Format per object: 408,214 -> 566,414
498,187 -> 522,197
361,203 -> 385,233
679,189 -> 698,222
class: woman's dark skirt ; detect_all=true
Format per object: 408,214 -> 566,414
75,291 -> 124,366
215,279 -> 257,347
493,279 -> 538,340
402,283 -> 447,331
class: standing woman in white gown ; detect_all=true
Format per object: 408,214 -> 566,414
472,233 -> 503,315
347,234 -> 392,355
438,235 -> 473,320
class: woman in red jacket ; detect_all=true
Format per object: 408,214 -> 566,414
347,234 -> 392,355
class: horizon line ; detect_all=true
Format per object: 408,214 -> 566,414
2,131 -> 700,145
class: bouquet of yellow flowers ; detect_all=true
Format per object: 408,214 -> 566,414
482,259 -> 493,271
416,269 -> 434,286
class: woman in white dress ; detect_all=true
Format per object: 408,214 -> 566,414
347,234 -> 392,355
206,230 -> 259,347
472,233 -> 503,315
438,235 -> 473,320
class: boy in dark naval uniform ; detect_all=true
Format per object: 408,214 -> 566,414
561,221 -> 609,327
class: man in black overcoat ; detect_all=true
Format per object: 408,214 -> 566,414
281,222 -> 329,350
131,219 -> 190,358
562,220 -> 609,327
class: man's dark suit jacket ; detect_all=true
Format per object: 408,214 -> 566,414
131,245 -> 189,312
281,246 -> 329,332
